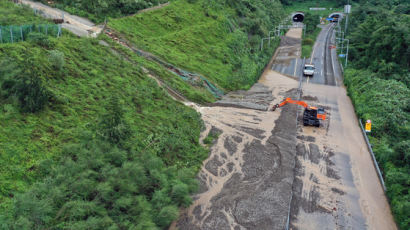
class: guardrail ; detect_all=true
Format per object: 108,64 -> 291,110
358,119 -> 386,191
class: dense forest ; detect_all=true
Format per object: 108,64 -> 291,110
343,0 -> 409,228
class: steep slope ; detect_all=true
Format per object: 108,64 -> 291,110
0,0 -> 290,228
109,0 -> 285,91
0,2 -> 208,228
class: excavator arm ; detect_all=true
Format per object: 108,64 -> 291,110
272,98 -> 308,111
271,97 -> 326,122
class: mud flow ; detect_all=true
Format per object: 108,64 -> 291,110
174,25 -> 396,230
172,29 -> 302,230
289,84 -> 397,230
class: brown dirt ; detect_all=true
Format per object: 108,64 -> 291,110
289,85 -> 397,230
172,29 -> 303,230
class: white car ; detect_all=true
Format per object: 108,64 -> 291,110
303,64 -> 315,76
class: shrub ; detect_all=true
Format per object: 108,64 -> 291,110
16,74 -> 49,113
302,38 -> 314,45
48,50 -> 65,71
27,32 -> 54,49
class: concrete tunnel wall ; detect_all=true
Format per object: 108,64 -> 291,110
329,13 -> 344,20
292,12 -> 304,22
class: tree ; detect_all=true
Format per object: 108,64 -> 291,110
98,96 -> 131,144
0,57 -> 49,113
303,12 -> 318,34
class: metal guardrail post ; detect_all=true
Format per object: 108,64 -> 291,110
20,26 -> 23,41
358,119 -> 386,191
10,27 -> 13,43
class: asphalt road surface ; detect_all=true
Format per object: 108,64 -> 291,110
288,24 -> 397,230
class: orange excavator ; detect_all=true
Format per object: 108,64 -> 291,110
272,98 -> 326,127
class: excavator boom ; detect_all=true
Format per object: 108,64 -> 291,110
271,98 -> 327,127
272,97 -> 308,111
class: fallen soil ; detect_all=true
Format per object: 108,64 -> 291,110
271,28 -> 303,78
172,28 -> 302,230
289,84 -> 397,230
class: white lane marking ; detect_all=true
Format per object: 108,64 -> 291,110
321,69 -> 323,77
307,76 -> 310,85
294,58 -> 298,77
311,24 -> 332,65
310,42 -> 318,64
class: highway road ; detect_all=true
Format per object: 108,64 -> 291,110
288,23 -> 397,230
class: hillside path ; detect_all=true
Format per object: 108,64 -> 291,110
19,0 -> 103,37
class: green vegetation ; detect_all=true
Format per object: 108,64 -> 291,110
0,1 -> 210,228
301,12 -> 322,58
203,129 -> 221,146
282,0 -> 343,17
0,1 -> 46,25
34,0 -> 168,22
98,33 -> 216,103
109,0 -> 284,91
343,0 -> 409,228
0,0 -> 289,228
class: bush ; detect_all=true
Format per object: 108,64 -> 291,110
27,32 -> 54,49
156,206 -> 179,228
302,38 -> 314,45
0,138 -> 199,229
16,74 -> 49,113
48,50 -> 65,71
0,58 -> 49,113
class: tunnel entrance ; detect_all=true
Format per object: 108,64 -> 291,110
292,13 -> 304,22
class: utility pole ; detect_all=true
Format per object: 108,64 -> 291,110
344,0 -> 351,34
345,39 -> 349,67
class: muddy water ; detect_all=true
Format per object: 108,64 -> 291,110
290,84 -> 397,230
175,77 -> 299,230
172,28 -> 303,230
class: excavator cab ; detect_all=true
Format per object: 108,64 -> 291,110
303,107 -> 321,127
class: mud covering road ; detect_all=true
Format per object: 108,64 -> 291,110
172,29 -> 302,230
289,24 -> 397,230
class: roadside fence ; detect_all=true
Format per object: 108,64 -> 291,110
0,24 -> 62,44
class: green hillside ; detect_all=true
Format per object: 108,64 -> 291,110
110,0 -> 285,90
0,0 -> 287,228
0,1 -> 209,228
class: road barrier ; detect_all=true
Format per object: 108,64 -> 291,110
358,119 -> 386,191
